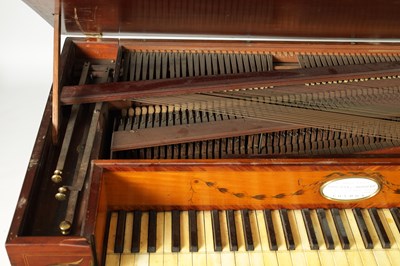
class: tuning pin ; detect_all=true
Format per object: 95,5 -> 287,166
59,220 -> 72,235
51,170 -> 62,183
55,187 -> 68,201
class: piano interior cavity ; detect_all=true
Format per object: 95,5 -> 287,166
7,39 -> 400,266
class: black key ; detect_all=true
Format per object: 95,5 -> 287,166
211,210 -> 222,251
147,210 -> 157,253
353,208 -> 373,249
279,209 -> 295,250
114,210 -> 127,253
263,210 -> 278,251
368,208 -> 390,249
241,209 -> 254,251
390,207 -> 400,232
131,210 -> 142,253
189,210 -> 198,252
226,210 -> 238,251
330,208 -> 350,249
301,209 -> 319,250
172,210 -> 181,252
316,209 -> 334,250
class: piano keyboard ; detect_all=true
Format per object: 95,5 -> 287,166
104,208 -> 400,265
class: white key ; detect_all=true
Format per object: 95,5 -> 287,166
164,211 -> 178,265
219,211 -> 235,265
192,211 -> 207,266
178,211 -> 192,266
362,209 -> 382,249
344,209 -> 377,266
255,210 -> 278,266
220,210 -> 230,252
204,211 -> 221,266
156,212 -> 164,253
148,212 -> 164,266
178,253 -> 192,266
373,250 -> 392,266
381,209 -> 400,265
120,212 -> 135,265
139,212 -> 149,253
361,209 -> 392,265
180,211 -> 190,252
287,210 -> 307,266
325,210 -> 349,266
123,213 -> 133,252
271,210 -> 286,251
271,210 -> 293,265
382,209 -> 400,249
248,210 -> 264,266
234,210 -> 250,265
134,253 -> 149,266
334,209 -> 363,266
309,210 -> 335,266
293,210 -> 321,265
132,212 -> 149,265
105,212 -> 120,265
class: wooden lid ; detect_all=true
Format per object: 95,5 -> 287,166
25,0 -> 400,40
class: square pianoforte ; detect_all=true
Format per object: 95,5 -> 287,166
6,0 -> 400,265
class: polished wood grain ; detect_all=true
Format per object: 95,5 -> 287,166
111,118 -> 304,152
73,39 -> 119,60
52,3 -> 61,144
91,158 -> 400,211
24,0 -> 400,39
6,237 -> 93,266
6,38 -> 77,265
61,61 -> 400,105
83,158 -> 400,265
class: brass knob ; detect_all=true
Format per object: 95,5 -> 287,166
51,170 -> 63,183
59,220 -> 72,235
55,187 -> 68,201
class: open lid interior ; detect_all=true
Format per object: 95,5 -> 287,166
23,0 -> 400,41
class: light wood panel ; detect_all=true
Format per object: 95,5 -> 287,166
91,158 -> 400,210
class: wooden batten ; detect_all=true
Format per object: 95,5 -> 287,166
52,6 -> 61,144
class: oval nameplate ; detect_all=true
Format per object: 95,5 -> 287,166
320,177 -> 381,202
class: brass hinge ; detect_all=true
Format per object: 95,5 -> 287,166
85,32 -> 103,40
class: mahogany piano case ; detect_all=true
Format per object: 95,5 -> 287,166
6,0 -> 400,265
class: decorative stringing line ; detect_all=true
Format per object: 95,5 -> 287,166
135,81 -> 400,140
